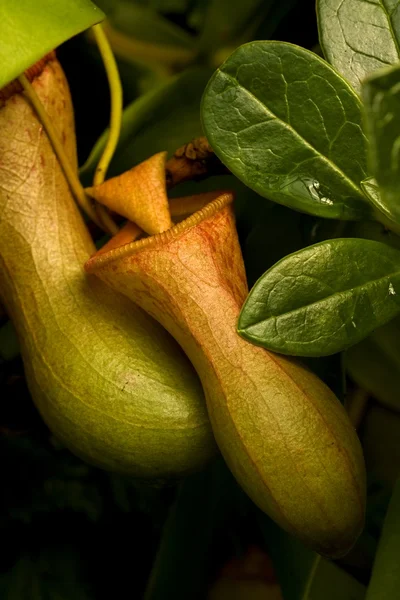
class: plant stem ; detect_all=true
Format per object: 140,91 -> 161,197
91,24 -> 123,188
91,23 -> 123,236
18,73 -> 105,230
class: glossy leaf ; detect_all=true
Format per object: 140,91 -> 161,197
202,41 -> 371,220
346,316 -> 400,412
362,62 -> 400,227
366,479 -> 400,599
80,68 -> 212,183
317,0 -> 400,94
238,238 -> 400,357
0,0 -> 104,89
361,177 -> 384,213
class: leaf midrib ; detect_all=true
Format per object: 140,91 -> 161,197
220,70 -> 366,200
241,267 -> 400,331
381,0 -> 400,57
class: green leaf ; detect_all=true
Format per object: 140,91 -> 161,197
106,1 -> 194,48
238,238 -> 400,357
361,177 -> 382,210
362,62 -> 400,229
366,479 -> 400,599
307,560 -> 366,599
80,67 -> 212,183
360,177 -> 400,236
144,459 -> 244,600
0,0 -> 104,89
305,559 -> 366,599
346,316 -> 400,412
317,0 -> 400,95
257,512 -> 366,600
201,41 -> 371,220
198,0 -> 274,53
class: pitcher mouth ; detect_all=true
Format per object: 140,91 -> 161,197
85,191 -> 234,273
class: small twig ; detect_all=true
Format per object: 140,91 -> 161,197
165,137 -> 228,189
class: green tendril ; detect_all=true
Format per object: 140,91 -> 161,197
92,23 -> 123,188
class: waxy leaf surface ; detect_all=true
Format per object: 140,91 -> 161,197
238,238 -> 400,356
361,177 -> 382,210
0,0 -> 104,89
317,0 -> 400,94
202,41 -> 371,220
362,62 -> 400,227
359,176 -> 400,232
